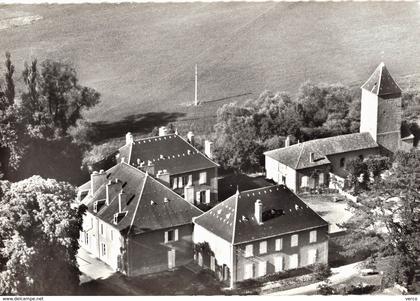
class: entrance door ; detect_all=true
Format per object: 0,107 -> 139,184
168,249 -> 176,269
198,252 -> 203,267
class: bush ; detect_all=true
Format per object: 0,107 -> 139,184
317,279 -> 335,295
313,263 -> 332,281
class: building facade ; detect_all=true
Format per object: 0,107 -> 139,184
193,185 -> 329,288
77,162 -> 202,276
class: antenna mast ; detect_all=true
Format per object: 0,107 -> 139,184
194,64 -> 198,106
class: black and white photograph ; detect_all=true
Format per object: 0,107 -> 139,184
0,0 -> 419,298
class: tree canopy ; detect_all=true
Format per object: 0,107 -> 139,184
213,83 -> 360,172
340,150 -> 420,290
0,176 -> 84,295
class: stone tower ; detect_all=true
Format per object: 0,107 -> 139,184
360,62 -> 402,153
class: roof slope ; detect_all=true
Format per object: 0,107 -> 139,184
194,185 -> 328,244
264,132 -> 378,170
118,134 -> 218,174
82,162 -> 202,235
361,62 -> 402,98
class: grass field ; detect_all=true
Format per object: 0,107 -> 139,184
2,3 -> 420,141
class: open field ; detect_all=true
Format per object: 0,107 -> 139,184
2,3 -> 420,140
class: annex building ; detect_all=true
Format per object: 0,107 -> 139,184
264,63 -> 417,193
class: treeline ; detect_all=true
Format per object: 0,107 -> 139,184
212,82 -> 361,172
0,53 -> 99,183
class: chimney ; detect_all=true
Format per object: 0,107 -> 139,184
90,170 -> 107,196
187,131 -> 194,145
106,179 -> 122,205
156,169 -> 170,186
142,160 -> 155,175
285,135 -> 291,148
159,126 -> 168,136
126,132 -> 134,145
309,152 -> 315,163
255,199 -> 263,224
204,140 -> 214,159
118,190 -> 127,212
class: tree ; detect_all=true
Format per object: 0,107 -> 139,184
0,52 -> 25,175
313,263 -> 332,281
340,150 -> 420,290
21,59 -> 100,139
0,176 -> 84,295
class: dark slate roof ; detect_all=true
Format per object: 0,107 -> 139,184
194,185 -> 328,244
117,134 -> 218,175
81,162 -> 202,235
264,132 -> 378,170
361,62 -> 402,98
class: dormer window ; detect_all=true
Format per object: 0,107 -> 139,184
113,212 -> 127,225
340,157 -> 345,168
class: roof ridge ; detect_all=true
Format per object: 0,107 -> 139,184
134,133 -> 176,142
237,184 -> 280,195
128,171 -> 148,235
231,191 -> 240,244
295,143 -> 305,169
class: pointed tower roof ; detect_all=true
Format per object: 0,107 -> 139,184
361,62 -> 402,98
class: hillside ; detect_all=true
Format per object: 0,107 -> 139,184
1,2 -> 420,140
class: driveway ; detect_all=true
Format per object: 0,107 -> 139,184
299,194 -> 353,233
77,248 -> 115,283
266,261 -> 364,295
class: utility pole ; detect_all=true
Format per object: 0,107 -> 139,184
194,64 -> 198,106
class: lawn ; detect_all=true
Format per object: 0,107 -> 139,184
1,3 -> 420,141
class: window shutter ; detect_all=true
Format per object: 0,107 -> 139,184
196,191 -> 201,203
199,172 -> 207,184
274,256 -> 283,272
174,229 -> 179,241
258,261 -> 267,277
205,190 -> 211,204
172,177 -> 178,189
164,231 -> 168,243
188,174 -> 193,186
275,238 -> 283,251
178,176 -> 183,188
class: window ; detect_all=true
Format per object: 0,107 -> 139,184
258,261 -> 267,277
282,175 -> 286,184
245,244 -> 253,257
100,223 -> 104,235
165,229 -> 179,243
289,254 -> 298,269
308,249 -> 317,265
178,176 -> 183,188
101,243 -> 106,256
84,232 -> 89,245
319,173 -> 325,185
199,172 -> 207,184
309,230 -> 317,243
359,154 -> 364,161
274,256 -> 283,272
275,238 -> 283,251
291,234 -> 299,247
172,177 -> 178,189
340,157 -> 345,168
210,256 -> 216,271
259,241 -> 267,254
244,263 -> 254,280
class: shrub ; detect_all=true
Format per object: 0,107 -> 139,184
312,263 -> 332,281
317,279 -> 335,295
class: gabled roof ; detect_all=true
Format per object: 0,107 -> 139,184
117,134 -> 218,175
264,132 -> 378,170
361,62 -> 402,99
81,162 -> 202,235
194,185 -> 328,245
